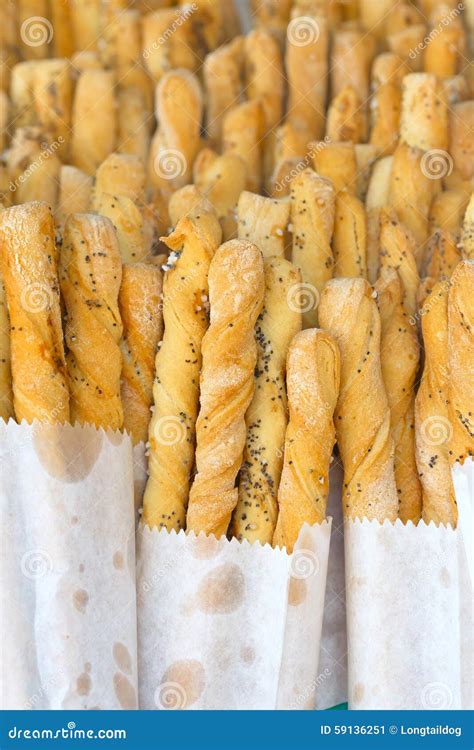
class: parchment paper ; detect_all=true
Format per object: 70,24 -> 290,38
345,459 -> 473,710
0,420 -> 138,710
137,519 -> 332,710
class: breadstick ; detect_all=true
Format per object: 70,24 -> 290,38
387,25 -> 427,72
273,329 -> 340,552
443,74 -> 468,107
400,73 -> 449,152
389,141 -> 435,248
222,99 -> 264,193
231,258 -> 302,545
447,260 -> 474,466
71,69 -> 117,176
319,278 -> 399,522
461,194 -> 474,259
237,191 -> 290,258
359,0 -> 393,37
167,185 -> 214,227
0,273 -> 14,422
142,8 -> 196,82
32,59 -> 73,158
447,101 -> 474,192
17,0 -> 50,59
379,208 -> 420,318
0,0 -> 17,93
7,127 -> 61,209
91,153 -> 151,263
312,141 -> 357,194
354,144 -> 378,202
274,122 -> 308,166
70,0 -> 100,51
424,3 -> 465,78
56,165 -> 93,232
148,69 -> 202,199
50,0 -> 74,58
0,91 -> 10,153
186,240 -> 265,538
376,268 -> 422,523
285,12 -> 328,141
326,85 -> 365,144
290,168 -> 335,327
10,61 -> 37,129
365,155 -> 393,284
415,281 -> 457,526
119,263 -> 163,445
0,202 -> 69,424
142,209 -> 222,532
60,214 -> 123,430
369,52 -> 407,156
331,28 -> 375,141
424,230 -> 462,281
203,36 -> 244,146
250,0 -> 292,46
429,189 -> 469,238
117,87 -> 151,166
193,149 -> 247,241
333,192 -> 367,279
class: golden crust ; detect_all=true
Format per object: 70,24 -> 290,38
193,149 -> 247,240
333,192 -> 367,279
237,191 -> 290,258
379,208 -> 421,317
0,272 -> 13,421
71,69 -> 117,176
400,73 -> 449,152
203,36 -> 244,146
56,165 -> 93,233
311,140 -> 358,194
222,99 -> 265,193
461,193 -> 474,259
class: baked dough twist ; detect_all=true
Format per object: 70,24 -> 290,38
376,268 -> 422,523
273,329 -> 340,552
231,257 -> 302,545
60,213 -> 123,430
0,202 -> 69,424
186,240 -> 265,537
119,263 -> 163,445
319,278 -> 399,522
142,209 -> 222,531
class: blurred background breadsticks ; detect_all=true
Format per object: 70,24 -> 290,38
186,240 -> 264,538
0,201 -> 69,424
60,213 -> 123,431
142,208 -> 222,532
273,329 -> 340,552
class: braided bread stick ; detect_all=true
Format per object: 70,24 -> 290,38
376,268 -> 422,523
415,281 -> 457,526
186,240 -> 265,538
273,329 -> 340,552
119,263 -> 163,445
60,214 -> 123,430
142,209 -> 222,531
319,278 -> 399,522
0,202 -> 69,424
447,260 -> 474,466
231,257 -> 302,545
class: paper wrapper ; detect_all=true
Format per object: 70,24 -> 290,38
0,420 -> 138,710
345,459 -> 473,710
137,520 -> 332,709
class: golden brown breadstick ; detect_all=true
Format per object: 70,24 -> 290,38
359,0 -> 393,37
167,185 -> 214,227
429,189 -> 469,238
0,91 -> 10,153
400,73 -> 449,152
319,278 -> 399,522
142,8 -> 196,82
56,165 -> 93,233
0,273 -> 14,422
446,101 -> 474,193
186,240 -> 265,538
415,281 -> 457,526
387,25 -> 427,72
231,257 -> 302,545
0,202 -> 69,424
0,0 -> 17,93
312,140 -> 358,194
285,12 -> 328,141
326,85 -> 365,144
237,191 -> 290,258
119,263 -> 163,445
60,214 -> 123,430
333,191 -> 367,279
148,69 -> 202,199
222,99 -> 264,193
379,208 -> 420,318
331,27 -> 375,141
354,144 -> 378,202
116,87 -> 151,165
365,155 -> 393,284
376,268 -> 422,523
91,153 -> 152,263
272,329 -> 340,552
424,230 -> 462,281
203,36 -> 244,146
250,0 -> 292,46
9,61 -> 36,129
142,209 -> 222,531
71,69 -> 117,176
49,0 -> 74,58
193,149 -> 247,241
7,126 -> 61,209
447,260 -> 474,466
369,52 -> 406,156
460,194 -> 474,259
70,0 -> 100,51
388,141 -> 436,248
424,3 -> 465,78
290,168 -> 335,327
32,59 -> 73,158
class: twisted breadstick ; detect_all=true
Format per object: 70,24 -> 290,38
379,208 -> 420,317
186,240 -> 265,538
448,260 -> 474,466
319,278 -> 399,522
60,214 -> 123,430
415,281 -> 457,526
231,257 -> 302,545
119,263 -> 163,445
376,268 -> 422,523
0,202 -> 69,424
142,209 -> 222,531
273,329 -> 340,552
